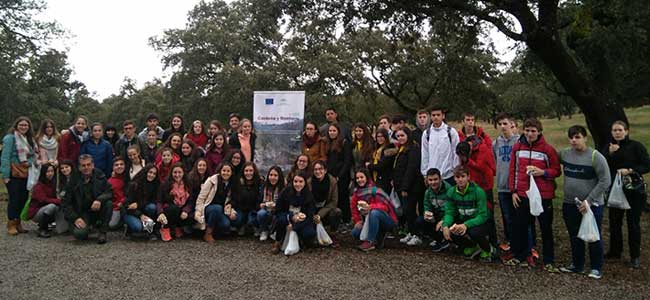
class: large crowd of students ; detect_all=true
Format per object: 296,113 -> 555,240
2,107 -> 649,279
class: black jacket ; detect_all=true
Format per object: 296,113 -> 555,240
392,143 -> 424,194
62,169 -> 113,222
367,144 -> 396,192
326,139 -> 353,180
601,136 -> 650,178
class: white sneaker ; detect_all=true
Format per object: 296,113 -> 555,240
400,233 -> 413,244
407,235 -> 423,246
259,231 -> 269,241
270,232 -> 277,240
429,240 -> 438,247
254,228 -> 261,237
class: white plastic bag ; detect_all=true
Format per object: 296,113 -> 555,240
578,202 -> 600,243
390,189 -> 403,216
316,223 -> 333,246
26,162 -> 41,191
284,230 -> 300,256
527,174 -> 544,216
608,172 -> 630,209
280,230 -> 290,251
359,215 -> 370,241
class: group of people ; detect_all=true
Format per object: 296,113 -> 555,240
2,107 -> 649,280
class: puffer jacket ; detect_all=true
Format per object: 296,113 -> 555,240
509,135 -> 561,200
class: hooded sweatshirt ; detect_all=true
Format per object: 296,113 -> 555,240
493,133 -> 520,192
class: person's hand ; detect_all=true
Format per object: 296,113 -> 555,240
224,204 -> 232,216
298,213 -> 306,222
286,224 -> 293,231
51,160 -> 58,167
436,221 -> 443,231
229,210 -> 237,221
194,211 -> 202,222
609,143 -> 620,154
157,214 -> 168,225
365,162 -> 370,168
140,215 -> 152,223
128,202 -> 137,210
424,211 -> 434,221
180,211 -> 188,220
354,221 -> 363,230
401,191 -> 408,198
260,202 -> 266,209
618,168 -> 633,176
578,200 -> 589,214
3,178 -> 9,184
117,202 -> 123,208
313,215 -> 321,224
450,223 -> 467,236
74,218 -> 87,229
526,166 -> 544,176
512,194 -> 521,209
442,227 -> 451,241
90,200 -> 101,212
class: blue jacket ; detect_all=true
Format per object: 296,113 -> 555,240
80,139 -> 114,176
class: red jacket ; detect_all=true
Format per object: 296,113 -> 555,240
459,126 -> 492,148
58,132 -> 81,165
155,152 -> 181,182
466,141 -> 496,192
108,175 -> 126,211
186,133 -> 209,149
508,135 -> 561,200
29,182 -> 60,219
350,184 -> 398,225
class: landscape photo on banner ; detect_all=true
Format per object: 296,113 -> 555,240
253,91 -> 305,175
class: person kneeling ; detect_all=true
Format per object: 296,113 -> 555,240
62,155 -> 113,244
416,168 -> 452,252
156,163 -> 194,242
442,165 -> 495,262
272,172 -> 317,254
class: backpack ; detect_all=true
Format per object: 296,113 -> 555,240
425,125 -> 452,144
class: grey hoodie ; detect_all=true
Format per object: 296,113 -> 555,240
492,133 -> 520,192
138,126 -> 165,142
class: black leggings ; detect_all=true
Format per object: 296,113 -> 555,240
609,189 -> 644,259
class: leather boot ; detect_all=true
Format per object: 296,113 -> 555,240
7,220 -> 18,236
203,227 -> 215,244
15,219 -> 28,233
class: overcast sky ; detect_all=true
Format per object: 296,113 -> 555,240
43,0 -> 516,100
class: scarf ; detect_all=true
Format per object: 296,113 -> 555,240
171,181 -> 189,207
263,186 -> 279,203
393,144 -> 406,169
354,185 -> 396,216
311,175 -> 330,206
14,132 -> 35,163
39,135 -> 58,151
303,133 -> 320,148
69,126 -> 89,144
372,146 -> 385,181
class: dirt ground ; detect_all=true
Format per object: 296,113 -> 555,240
0,204 -> 649,300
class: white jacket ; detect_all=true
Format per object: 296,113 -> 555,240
420,122 -> 460,179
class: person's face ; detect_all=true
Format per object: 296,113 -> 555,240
209,124 -> 219,136
106,129 -> 115,138
46,166 -> 55,181
268,169 -> 279,185
197,161 -> 207,175
229,117 -> 240,129
305,124 -> 317,138
244,165 -> 254,180
417,113 -> 428,127
611,124 -> 627,141
92,126 -> 103,140
74,118 -> 86,133
181,143 -> 192,156
296,156 -> 309,170
463,116 -> 475,129
524,127 -> 540,143
79,159 -> 94,176
231,153 -> 241,166
113,160 -> 125,175
313,164 -> 326,179
45,123 -> 54,136
293,176 -> 306,192
170,136 -> 181,149
172,167 -> 184,182
146,168 -> 157,182
220,166 -> 232,180
391,121 -> 404,131
328,126 -> 339,139
454,173 -> 469,188
16,120 -> 30,135
376,133 -> 386,145
147,119 -> 158,129
162,151 -> 173,164
127,149 -> 139,163
355,172 -> 368,187
569,133 -> 587,151
172,117 -> 182,129
60,164 -> 72,176
214,135 -> 225,148
325,110 -> 337,122
354,127 -> 364,140
193,122 -> 202,135
123,124 -> 135,138
378,118 -> 390,130
396,130 -> 408,145
147,131 -> 158,144
427,174 -> 441,190
498,119 -> 512,135
430,110 -> 444,126
241,121 -> 252,134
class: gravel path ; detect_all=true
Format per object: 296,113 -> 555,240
1,207 -> 648,300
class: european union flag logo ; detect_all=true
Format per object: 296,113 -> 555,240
265,98 -> 274,105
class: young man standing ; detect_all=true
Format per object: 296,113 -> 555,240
412,110 -> 430,149
559,125 -> 611,279
458,112 -> 492,147
390,114 -> 407,144
319,107 -> 350,141
227,113 -> 241,137
80,123 -> 114,176
492,113 -> 520,250
505,118 -> 561,272
115,120 -> 147,160
138,113 -> 164,142
421,106 -> 460,185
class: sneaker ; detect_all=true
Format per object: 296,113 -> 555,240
38,228 -> 51,238
431,240 -> 450,253
358,241 -> 376,252
588,269 -> 602,279
524,256 -> 537,268
254,228 -> 261,237
259,231 -> 269,241
499,242 -> 511,252
463,246 -> 482,259
544,263 -> 561,273
429,240 -> 437,247
406,235 -> 423,246
97,232 -> 107,244
630,257 -> 641,269
399,233 -> 413,244
376,232 -> 387,249
160,227 -> 172,242
531,248 -> 539,260
503,258 -> 521,266
270,232 -> 277,241
480,246 -> 495,263
175,227 -> 184,238
559,264 -> 584,274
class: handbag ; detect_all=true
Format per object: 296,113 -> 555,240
10,163 -> 29,178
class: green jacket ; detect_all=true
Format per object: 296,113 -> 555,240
442,182 -> 488,229
423,181 -> 452,219
62,169 -> 113,222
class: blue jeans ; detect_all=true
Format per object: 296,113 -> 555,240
123,214 -> 144,233
205,204 -> 233,235
235,210 -> 257,228
352,209 -> 396,243
563,203 -> 604,272
276,216 -> 316,242
256,208 -> 273,231
143,203 -> 157,219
